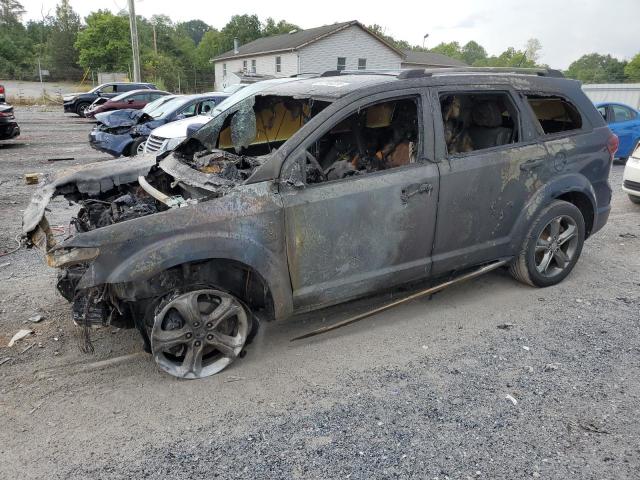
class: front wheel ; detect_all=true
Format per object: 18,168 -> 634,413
629,194 -> 640,205
510,200 -> 585,287
150,288 -> 251,379
75,102 -> 90,117
128,137 -> 146,157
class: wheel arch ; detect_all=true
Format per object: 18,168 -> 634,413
511,173 -> 597,250
78,233 -> 294,321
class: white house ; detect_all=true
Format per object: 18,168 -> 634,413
212,20 -> 465,90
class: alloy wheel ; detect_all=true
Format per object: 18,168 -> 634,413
151,289 -> 249,379
534,215 -> 579,278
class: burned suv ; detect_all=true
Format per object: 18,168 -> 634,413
23,68 -> 614,379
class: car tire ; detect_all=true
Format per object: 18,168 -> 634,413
629,194 -> 640,205
150,287 -> 252,379
510,200 -> 585,288
75,102 -> 90,117
128,137 -> 146,156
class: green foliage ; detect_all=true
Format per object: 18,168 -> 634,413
625,54 -> 640,82
177,19 -> 210,45
46,0 -> 81,76
75,10 -> 132,73
367,24 -> 411,50
430,41 -> 464,60
461,41 -> 487,65
566,53 -> 627,83
262,18 -> 299,36
220,14 -> 262,52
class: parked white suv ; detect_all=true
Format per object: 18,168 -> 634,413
622,144 -> 640,204
144,78 -> 300,156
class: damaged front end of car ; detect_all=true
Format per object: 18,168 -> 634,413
22,91 -> 326,370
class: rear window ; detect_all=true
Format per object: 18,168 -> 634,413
526,95 -> 583,135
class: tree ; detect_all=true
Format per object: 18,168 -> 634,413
461,41 -> 487,65
624,54 -> 640,82
220,14 -> 262,51
75,10 -> 131,72
524,38 -> 542,65
262,18 -> 299,36
177,19 -> 210,45
429,42 -> 464,61
566,53 -> 627,83
0,0 -> 25,25
367,24 -> 411,50
47,0 -> 81,77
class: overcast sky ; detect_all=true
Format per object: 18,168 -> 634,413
19,0 -> 640,69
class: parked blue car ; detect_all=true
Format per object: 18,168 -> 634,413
595,102 -> 640,160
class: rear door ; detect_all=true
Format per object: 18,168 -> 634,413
429,86 -> 550,275
280,90 -> 440,311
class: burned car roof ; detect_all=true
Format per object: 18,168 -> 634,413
254,74 -> 400,101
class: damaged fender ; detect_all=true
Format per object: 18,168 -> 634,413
35,181 -> 294,320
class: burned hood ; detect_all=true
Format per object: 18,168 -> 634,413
22,155 -> 157,235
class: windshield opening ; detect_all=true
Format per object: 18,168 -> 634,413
150,97 -> 192,119
188,94 -> 331,160
142,95 -> 177,114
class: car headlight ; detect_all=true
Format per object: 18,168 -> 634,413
164,136 -> 186,152
63,95 -> 76,102
47,247 -> 100,268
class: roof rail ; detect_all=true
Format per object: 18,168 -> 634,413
318,67 -> 565,80
427,66 -> 564,78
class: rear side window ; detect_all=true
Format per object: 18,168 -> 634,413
526,95 -> 582,135
439,92 -> 519,155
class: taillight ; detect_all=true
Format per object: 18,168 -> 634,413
607,133 -> 619,162
0,85 -> 4,94
0,111 -> 12,118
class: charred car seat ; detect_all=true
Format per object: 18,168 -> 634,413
468,101 -> 512,150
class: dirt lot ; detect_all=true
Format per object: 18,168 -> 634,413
0,108 -> 639,479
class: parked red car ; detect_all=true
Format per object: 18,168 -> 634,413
85,89 -> 169,118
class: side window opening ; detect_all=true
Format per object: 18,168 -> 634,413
526,94 -> 582,134
611,105 -> 636,123
305,97 -> 420,184
439,92 -> 519,155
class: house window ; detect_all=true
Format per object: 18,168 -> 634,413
243,60 -> 247,73
358,58 -> 367,70
223,63 -> 227,76
275,56 -> 282,73
337,57 -> 346,71
251,59 -> 256,73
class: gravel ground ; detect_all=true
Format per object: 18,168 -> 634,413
0,108 -> 639,479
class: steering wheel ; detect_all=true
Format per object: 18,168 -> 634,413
305,151 -> 326,182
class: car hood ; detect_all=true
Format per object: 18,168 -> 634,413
150,115 -> 210,139
95,109 -> 145,128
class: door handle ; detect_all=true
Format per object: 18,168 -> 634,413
401,182 -> 432,204
520,158 -> 546,171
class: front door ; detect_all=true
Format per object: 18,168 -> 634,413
280,91 -> 440,312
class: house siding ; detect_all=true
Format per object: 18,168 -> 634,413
298,25 -> 402,73
214,52 -> 298,90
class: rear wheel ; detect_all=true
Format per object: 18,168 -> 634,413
75,102 -> 90,117
150,288 -> 251,379
510,200 -> 585,287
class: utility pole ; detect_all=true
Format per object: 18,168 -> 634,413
127,0 -> 141,82
152,24 -> 158,54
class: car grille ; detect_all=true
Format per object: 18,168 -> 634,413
145,135 -> 166,153
623,179 -> 640,192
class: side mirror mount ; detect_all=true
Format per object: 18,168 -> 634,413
127,98 -> 135,104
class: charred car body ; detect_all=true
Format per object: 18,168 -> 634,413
24,69 -> 614,379
89,93 -> 228,158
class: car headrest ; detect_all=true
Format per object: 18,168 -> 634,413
472,102 -> 503,128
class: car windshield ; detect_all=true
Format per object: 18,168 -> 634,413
143,95 -> 178,114
150,96 -> 195,119
187,93 -> 331,160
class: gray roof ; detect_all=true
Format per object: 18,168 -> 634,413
213,20 -> 403,61
401,50 -> 467,67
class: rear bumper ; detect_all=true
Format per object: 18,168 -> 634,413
88,130 -> 133,157
0,121 -> 20,140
